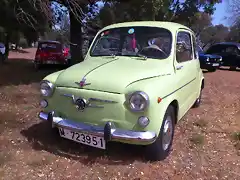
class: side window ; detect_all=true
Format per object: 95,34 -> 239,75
225,46 -> 240,55
176,31 -> 193,63
192,35 -> 198,59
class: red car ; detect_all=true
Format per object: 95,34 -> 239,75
34,40 -> 71,69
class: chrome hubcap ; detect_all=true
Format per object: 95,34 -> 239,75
162,116 -> 173,151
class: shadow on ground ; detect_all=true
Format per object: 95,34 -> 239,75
202,69 -> 214,73
219,67 -> 240,72
21,121 -> 145,165
0,58 -> 66,86
10,49 -> 30,54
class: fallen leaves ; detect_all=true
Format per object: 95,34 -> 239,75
189,133 -> 205,146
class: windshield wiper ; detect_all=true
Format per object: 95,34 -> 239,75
102,54 -> 116,59
103,51 -> 122,58
134,53 -> 147,60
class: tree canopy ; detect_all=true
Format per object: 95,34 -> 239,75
2,0 -> 239,63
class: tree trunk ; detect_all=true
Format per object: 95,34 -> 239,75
69,11 -> 84,65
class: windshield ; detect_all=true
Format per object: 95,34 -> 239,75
90,26 -> 172,59
38,42 -> 62,52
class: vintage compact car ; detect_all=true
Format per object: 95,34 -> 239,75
197,45 -> 222,72
205,42 -> 240,70
34,40 -> 71,70
38,21 -> 204,161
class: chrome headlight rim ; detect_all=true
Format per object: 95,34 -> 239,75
128,91 -> 150,112
40,80 -> 54,97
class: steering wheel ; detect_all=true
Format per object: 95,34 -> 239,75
137,44 -> 167,57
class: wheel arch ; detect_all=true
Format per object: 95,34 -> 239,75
169,100 -> 179,124
201,78 -> 205,89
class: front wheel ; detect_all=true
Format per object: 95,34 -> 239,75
34,61 -> 41,71
230,66 -> 236,71
208,67 -> 216,72
145,105 -> 175,161
0,54 -> 4,64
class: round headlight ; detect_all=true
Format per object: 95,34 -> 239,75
206,57 -> 209,61
40,80 -> 54,97
129,91 -> 149,111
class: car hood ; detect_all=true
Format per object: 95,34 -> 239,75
55,56 -> 172,94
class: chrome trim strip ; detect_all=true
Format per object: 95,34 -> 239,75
88,104 -> 104,108
126,73 -> 172,88
89,98 -> 118,103
161,77 -> 196,99
61,94 -> 118,103
39,111 -> 157,143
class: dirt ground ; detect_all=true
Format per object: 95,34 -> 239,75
0,48 -> 240,180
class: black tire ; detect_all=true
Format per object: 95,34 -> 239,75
52,127 -> 60,136
208,67 -> 216,72
192,89 -> 202,108
145,105 -> 175,161
34,62 -> 41,71
0,54 -> 4,64
230,66 -> 236,71
66,59 -> 71,67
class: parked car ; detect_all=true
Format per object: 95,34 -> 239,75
63,44 -> 71,63
197,45 -> 222,72
38,21 -> 204,161
34,40 -> 70,69
205,42 -> 240,70
0,42 -> 6,63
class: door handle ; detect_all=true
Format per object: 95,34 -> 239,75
176,65 -> 184,70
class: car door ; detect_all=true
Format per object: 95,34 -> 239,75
191,34 -> 202,87
174,30 -> 198,117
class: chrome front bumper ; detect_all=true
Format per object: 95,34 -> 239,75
38,111 -> 157,144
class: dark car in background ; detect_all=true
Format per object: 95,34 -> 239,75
205,42 -> 240,70
0,42 -> 6,63
197,45 -> 222,72
34,40 -> 70,70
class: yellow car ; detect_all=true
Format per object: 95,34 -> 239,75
38,21 -> 204,161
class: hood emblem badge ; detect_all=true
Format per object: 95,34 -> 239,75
75,77 -> 91,87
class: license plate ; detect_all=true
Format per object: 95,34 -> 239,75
58,128 -> 106,149
212,63 -> 219,66
46,61 -> 57,64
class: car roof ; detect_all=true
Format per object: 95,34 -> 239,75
101,21 -> 193,33
38,40 -> 61,44
211,42 -> 240,48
